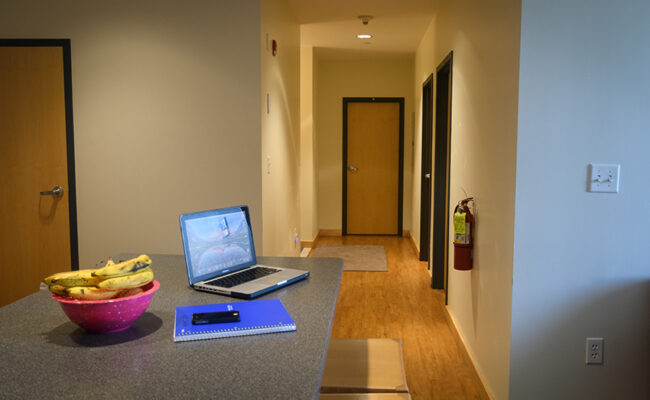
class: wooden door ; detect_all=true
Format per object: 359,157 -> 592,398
343,99 -> 403,235
0,41 -> 77,307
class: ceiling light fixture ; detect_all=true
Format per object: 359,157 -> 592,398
357,34 -> 372,39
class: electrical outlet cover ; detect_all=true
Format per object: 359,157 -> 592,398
586,337 -> 604,364
588,164 -> 620,193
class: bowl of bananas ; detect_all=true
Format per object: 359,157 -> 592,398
44,254 -> 160,333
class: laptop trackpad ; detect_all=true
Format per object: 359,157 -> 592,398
244,282 -> 272,292
253,271 -> 293,286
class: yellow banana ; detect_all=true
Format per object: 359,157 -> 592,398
97,267 -> 154,290
44,271 -> 75,285
64,286 -> 121,301
44,269 -> 103,287
92,254 -> 152,279
48,284 -> 68,296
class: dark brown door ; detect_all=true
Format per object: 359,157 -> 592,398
432,52 -> 453,295
0,41 -> 77,307
420,75 -> 434,262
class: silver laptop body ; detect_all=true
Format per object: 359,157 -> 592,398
179,205 -> 309,299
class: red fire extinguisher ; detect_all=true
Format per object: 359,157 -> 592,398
453,197 -> 474,270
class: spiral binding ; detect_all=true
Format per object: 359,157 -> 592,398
176,323 -> 296,342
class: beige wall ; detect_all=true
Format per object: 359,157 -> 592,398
0,0 -> 263,266
260,0 -> 301,256
411,1 -> 521,398
411,19 -> 436,253
316,56 -> 414,231
299,46 -> 319,243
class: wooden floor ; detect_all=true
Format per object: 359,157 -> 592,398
314,235 -> 489,400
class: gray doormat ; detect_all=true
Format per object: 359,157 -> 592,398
311,245 -> 388,272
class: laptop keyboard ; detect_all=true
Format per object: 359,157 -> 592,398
205,266 -> 280,288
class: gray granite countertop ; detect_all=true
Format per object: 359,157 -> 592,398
0,254 -> 343,400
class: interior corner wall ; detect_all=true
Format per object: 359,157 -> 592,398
316,57 -> 414,232
312,50 -> 320,238
260,0 -> 301,256
411,19 -> 436,253
412,1 -> 521,398
0,0 -> 262,266
511,1 -> 650,398
299,46 -> 319,243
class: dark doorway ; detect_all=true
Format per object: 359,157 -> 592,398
431,51 -> 453,295
419,75 -> 434,262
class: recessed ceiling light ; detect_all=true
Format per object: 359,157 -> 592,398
357,34 -> 372,39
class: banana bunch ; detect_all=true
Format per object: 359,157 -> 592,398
43,254 -> 154,300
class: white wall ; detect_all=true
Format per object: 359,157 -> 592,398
511,1 -> 650,398
412,1 -> 521,398
411,19 -> 436,253
0,0 -> 263,266
260,0 -> 301,256
300,46 -> 319,243
316,56 -> 414,232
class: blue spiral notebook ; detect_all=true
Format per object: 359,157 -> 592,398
173,298 -> 296,342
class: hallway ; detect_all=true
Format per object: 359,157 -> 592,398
315,236 -> 489,399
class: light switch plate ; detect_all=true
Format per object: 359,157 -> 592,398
588,164 -> 620,193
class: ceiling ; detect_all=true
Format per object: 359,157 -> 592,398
284,0 -> 437,58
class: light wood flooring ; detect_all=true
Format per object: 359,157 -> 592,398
313,235 -> 489,400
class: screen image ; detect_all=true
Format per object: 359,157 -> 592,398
184,210 -> 253,277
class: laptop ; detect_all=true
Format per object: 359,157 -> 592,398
179,205 -> 309,299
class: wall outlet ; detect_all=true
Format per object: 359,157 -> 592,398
588,164 -> 620,193
586,337 -> 604,365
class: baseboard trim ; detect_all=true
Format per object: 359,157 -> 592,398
445,309 -> 495,400
300,231 -> 321,249
319,229 -> 342,237
300,240 -> 315,248
406,230 -> 420,257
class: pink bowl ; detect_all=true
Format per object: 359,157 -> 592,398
52,280 -> 160,333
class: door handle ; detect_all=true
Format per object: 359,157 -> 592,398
425,173 -> 431,179
40,185 -> 64,198
347,165 -> 359,172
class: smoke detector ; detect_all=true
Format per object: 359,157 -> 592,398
358,15 -> 373,25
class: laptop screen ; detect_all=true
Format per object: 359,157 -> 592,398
180,206 -> 257,285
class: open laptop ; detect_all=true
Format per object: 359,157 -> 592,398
179,205 -> 309,299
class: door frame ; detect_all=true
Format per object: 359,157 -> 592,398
0,39 -> 79,269
431,51 -> 453,298
419,75 -> 434,262
341,97 -> 404,236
